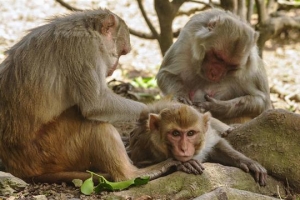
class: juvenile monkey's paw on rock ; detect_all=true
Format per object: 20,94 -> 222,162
239,160 -> 268,186
177,159 -> 205,175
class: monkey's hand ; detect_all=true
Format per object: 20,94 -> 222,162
177,159 -> 205,175
238,159 -> 267,186
194,95 -> 231,115
139,107 -> 150,119
174,95 -> 193,105
220,126 -> 234,137
221,124 -> 243,137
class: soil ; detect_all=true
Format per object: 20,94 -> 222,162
0,0 -> 299,199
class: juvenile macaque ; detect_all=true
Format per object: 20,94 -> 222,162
0,9 -> 179,183
156,8 -> 272,124
128,100 -> 267,186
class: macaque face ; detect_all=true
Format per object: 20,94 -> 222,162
152,105 -> 208,162
105,19 -> 131,77
167,128 -> 201,162
201,49 -> 240,82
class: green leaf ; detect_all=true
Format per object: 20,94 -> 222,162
134,176 -> 150,185
93,176 -> 150,193
80,171 -> 151,194
80,177 -> 94,195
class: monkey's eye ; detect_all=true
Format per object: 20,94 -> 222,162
171,130 -> 181,137
229,64 -> 239,69
227,65 -> 239,73
214,52 -> 223,62
187,130 -> 195,136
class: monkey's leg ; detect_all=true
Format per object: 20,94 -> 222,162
8,107 -> 179,183
208,139 -> 267,186
89,122 -> 180,181
88,122 -> 140,181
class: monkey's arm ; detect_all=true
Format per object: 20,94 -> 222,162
80,88 -> 147,123
157,70 -> 192,105
73,66 -> 147,123
156,37 -> 196,105
210,117 -> 234,137
208,139 -> 267,186
196,94 -> 269,119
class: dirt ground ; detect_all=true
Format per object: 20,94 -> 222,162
0,0 -> 299,199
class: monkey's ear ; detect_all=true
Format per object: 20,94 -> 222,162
202,112 -> 211,132
149,114 -> 160,132
101,14 -> 117,35
207,16 -> 221,31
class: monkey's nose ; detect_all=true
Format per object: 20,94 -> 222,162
180,146 -> 188,154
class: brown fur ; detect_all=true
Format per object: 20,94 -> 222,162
0,9 -> 178,183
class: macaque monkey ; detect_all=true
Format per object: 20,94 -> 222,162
0,9 -> 179,183
156,8 -> 272,124
128,100 -> 267,186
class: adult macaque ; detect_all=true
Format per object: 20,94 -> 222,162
0,9 -> 179,183
128,100 -> 267,186
156,8 -> 272,124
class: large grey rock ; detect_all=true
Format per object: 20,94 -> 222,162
107,163 -> 284,199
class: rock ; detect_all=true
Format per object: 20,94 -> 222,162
32,195 -> 47,200
0,171 -> 28,196
105,163 -> 284,199
193,187 -> 279,200
227,109 -> 300,192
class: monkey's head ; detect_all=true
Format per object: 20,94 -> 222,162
148,104 -> 210,162
94,11 -> 131,77
192,10 -> 259,83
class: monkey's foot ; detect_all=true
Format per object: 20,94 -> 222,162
141,159 -> 181,180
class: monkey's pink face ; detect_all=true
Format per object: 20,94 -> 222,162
167,129 -> 200,162
201,50 -> 240,82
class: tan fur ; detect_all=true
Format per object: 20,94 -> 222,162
128,100 -> 268,186
156,8 -> 272,124
129,100 -> 207,167
0,9 -> 177,183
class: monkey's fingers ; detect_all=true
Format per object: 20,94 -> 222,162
177,164 -> 192,174
258,172 -> 267,186
177,160 -> 205,175
221,127 -> 235,137
185,159 -> 205,174
239,163 -> 250,173
204,94 -> 216,102
242,162 -> 267,186
177,164 -> 201,175
249,163 -> 267,186
176,96 -> 193,105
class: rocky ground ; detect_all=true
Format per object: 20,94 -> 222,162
0,0 -> 300,199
